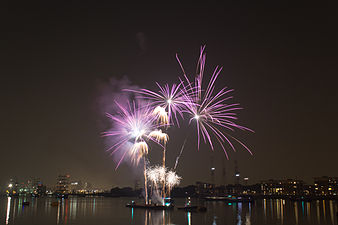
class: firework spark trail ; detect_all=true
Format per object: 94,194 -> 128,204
166,170 -> 181,196
130,141 -> 149,165
103,101 -> 158,204
148,130 -> 169,145
143,157 -> 149,205
146,166 -> 166,188
153,106 -> 169,126
122,66 -> 198,201
124,82 -> 189,126
148,127 -> 169,200
176,46 -> 254,157
102,101 -> 160,169
146,166 -> 167,204
147,166 -> 181,198
103,46 -> 252,205
173,138 -> 187,170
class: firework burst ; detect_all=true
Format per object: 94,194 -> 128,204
153,106 -> 169,126
166,170 -> 181,196
148,130 -> 169,145
102,46 -> 252,205
125,82 -> 188,126
177,46 -> 254,158
102,101 -> 158,168
146,165 -> 166,187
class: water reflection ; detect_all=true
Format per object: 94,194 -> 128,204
294,202 -> 299,225
306,202 -> 310,222
142,209 -> 171,225
6,197 -> 11,224
12,198 -> 16,224
2,197 -> 337,225
329,200 -> 334,224
70,198 -> 77,220
212,215 -> 217,225
245,203 -> 251,225
237,202 -> 242,225
187,212 -> 191,225
316,200 -> 321,224
281,200 -> 284,224
57,200 -> 60,224
263,199 -> 266,218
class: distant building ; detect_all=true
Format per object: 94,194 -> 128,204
6,178 -> 19,196
261,179 -> 305,195
55,174 -> 71,194
196,181 -> 215,196
314,176 -> 337,196
36,184 -> 47,196
70,181 -> 82,193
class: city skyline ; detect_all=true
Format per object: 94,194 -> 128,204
2,167 -> 337,190
4,174 -> 337,198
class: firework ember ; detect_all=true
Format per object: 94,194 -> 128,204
148,130 -> 169,145
146,165 -> 166,187
130,141 -> 149,165
153,106 -> 169,126
166,170 -> 181,196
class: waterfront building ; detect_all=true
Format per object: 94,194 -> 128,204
70,181 -> 82,193
314,176 -> 338,195
196,181 -> 215,196
55,174 -> 71,194
260,179 -> 305,195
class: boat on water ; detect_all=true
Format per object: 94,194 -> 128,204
126,203 -> 174,210
177,197 -> 207,212
205,195 -> 253,203
126,198 -> 174,210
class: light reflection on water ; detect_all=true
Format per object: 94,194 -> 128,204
187,211 -> 191,225
2,197 -> 337,225
237,202 -> 242,225
6,197 -> 11,224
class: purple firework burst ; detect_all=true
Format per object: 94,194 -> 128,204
124,82 -> 189,126
102,101 -> 160,169
177,46 -> 254,158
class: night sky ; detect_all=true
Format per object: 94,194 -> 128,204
1,2 -> 337,189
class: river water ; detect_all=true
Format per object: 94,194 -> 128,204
0,196 -> 337,225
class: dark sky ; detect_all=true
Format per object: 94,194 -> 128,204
1,2 -> 337,189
